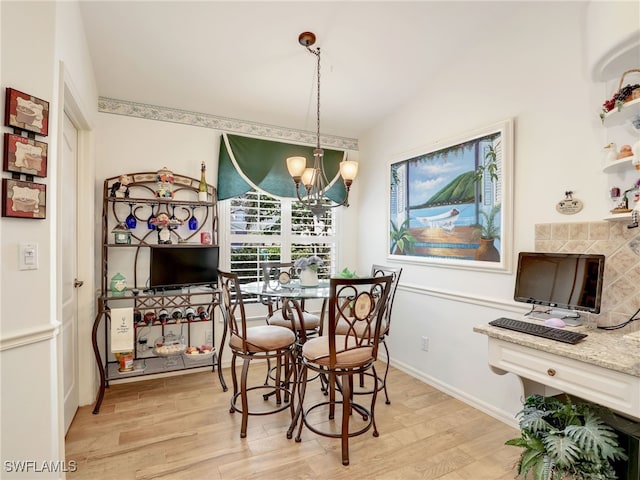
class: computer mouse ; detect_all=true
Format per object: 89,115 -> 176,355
545,317 -> 566,328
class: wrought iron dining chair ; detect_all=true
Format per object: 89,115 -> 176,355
294,275 -> 392,465
260,261 -> 323,338
362,264 -> 403,404
218,270 -> 297,438
260,261 -> 326,395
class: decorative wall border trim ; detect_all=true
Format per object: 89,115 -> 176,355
0,321 -> 60,351
98,97 -> 359,151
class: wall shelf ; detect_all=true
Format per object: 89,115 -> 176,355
602,157 -> 634,174
601,98 -> 640,129
604,212 -> 633,222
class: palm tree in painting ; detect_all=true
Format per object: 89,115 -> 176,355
390,219 -> 416,255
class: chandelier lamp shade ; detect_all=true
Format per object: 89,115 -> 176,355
286,31 -> 359,218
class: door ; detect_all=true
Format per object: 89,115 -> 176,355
62,111 -> 79,433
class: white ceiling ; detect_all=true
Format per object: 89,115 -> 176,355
79,1 -> 531,140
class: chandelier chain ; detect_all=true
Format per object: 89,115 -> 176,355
316,47 -> 321,151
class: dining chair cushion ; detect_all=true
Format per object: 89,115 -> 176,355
268,310 -> 321,330
334,317 -> 386,338
230,325 -> 296,353
301,335 -> 374,368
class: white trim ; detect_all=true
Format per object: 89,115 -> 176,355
99,97 -> 359,151
0,322 -> 61,351
398,281 -> 528,315
59,62 -> 97,408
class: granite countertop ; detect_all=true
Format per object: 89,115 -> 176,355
474,321 -> 640,377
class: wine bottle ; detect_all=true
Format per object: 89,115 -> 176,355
198,162 -> 208,202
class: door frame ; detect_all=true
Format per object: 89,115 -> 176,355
56,62 -> 96,434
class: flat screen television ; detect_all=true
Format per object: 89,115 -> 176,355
514,252 -> 605,316
149,245 -> 219,291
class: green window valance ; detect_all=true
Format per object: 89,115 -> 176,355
217,133 -> 347,201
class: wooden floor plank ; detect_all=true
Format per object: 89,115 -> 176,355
66,363 -> 520,479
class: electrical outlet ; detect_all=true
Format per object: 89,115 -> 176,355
421,336 -> 429,351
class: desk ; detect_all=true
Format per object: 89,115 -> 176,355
474,322 -> 640,420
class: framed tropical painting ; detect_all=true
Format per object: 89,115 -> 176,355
388,119 -> 514,272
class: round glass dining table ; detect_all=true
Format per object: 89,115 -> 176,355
240,279 -> 330,335
240,279 -> 331,300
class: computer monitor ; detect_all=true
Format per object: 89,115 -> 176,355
514,252 -> 605,321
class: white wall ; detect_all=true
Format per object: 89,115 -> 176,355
1,1 -> 97,476
92,2 -> 639,429
93,112 -> 361,277
93,112 -> 361,349
357,1 -> 639,425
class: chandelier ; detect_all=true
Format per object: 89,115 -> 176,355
286,32 -> 359,219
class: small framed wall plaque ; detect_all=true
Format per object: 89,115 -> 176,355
2,178 -> 46,219
4,88 -> 50,136
3,133 -> 48,177
556,191 -> 583,215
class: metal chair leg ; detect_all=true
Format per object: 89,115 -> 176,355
341,373 -> 352,466
239,357 -> 250,438
381,340 -> 391,405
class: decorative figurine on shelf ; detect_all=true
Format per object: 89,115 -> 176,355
629,180 -> 640,230
111,222 -> 131,244
611,180 -> 640,214
150,212 -> 182,244
110,174 -> 131,198
603,143 -> 634,162
110,272 -> 127,297
618,144 -> 633,160
603,143 -> 617,162
155,167 -> 175,199
600,71 -> 640,121
633,140 -> 640,170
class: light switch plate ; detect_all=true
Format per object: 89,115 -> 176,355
19,242 -> 38,270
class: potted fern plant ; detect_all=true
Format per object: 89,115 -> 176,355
505,394 -> 627,480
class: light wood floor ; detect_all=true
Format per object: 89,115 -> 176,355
65,362 -> 521,479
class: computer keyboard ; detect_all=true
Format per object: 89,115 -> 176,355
488,317 -> 588,344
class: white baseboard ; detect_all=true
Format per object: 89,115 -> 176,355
389,357 -> 519,429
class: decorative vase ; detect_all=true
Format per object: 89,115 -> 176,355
299,268 -> 319,287
474,238 -> 500,262
110,272 -> 127,297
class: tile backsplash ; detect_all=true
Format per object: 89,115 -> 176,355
535,221 -> 640,332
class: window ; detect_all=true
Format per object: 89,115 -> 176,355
221,190 -> 336,298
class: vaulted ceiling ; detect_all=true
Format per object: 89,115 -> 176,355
79,1 -> 535,140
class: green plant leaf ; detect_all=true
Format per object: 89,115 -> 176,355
390,219 -> 416,254
543,434 -> 581,468
565,412 -> 628,462
506,395 -> 628,480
